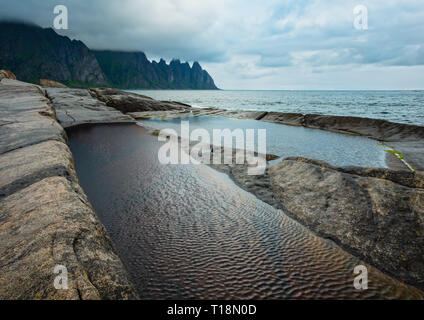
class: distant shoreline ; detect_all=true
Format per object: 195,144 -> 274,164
128,89 -> 424,127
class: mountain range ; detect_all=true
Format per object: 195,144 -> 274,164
0,22 -> 218,89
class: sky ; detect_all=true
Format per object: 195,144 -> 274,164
1,0 -> 424,90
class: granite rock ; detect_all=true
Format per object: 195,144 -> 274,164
269,157 -> 424,288
0,80 -> 138,299
46,88 -> 134,128
40,79 -> 68,88
0,69 -> 16,81
90,88 -> 191,113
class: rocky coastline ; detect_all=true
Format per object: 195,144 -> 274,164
1,74 -> 423,298
0,76 -> 138,299
203,141 -> 424,289
104,87 -> 424,289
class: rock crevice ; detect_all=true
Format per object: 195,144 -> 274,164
0,79 -> 138,299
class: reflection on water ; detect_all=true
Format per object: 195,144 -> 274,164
67,123 -> 423,299
137,116 -> 387,168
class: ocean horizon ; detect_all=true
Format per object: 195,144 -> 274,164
2,0 -> 424,305
129,89 -> 424,126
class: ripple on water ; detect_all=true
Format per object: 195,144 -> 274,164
67,124 -> 423,299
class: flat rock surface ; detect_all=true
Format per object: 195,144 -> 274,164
46,88 -> 134,128
0,80 -> 137,299
129,108 -> 226,120
212,110 -> 268,120
0,80 -> 66,154
269,157 -> 424,288
90,88 -> 191,113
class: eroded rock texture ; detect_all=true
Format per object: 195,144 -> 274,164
0,80 -> 138,299
0,70 -> 16,81
269,157 -> 424,288
90,88 -> 191,113
40,79 -> 68,88
0,22 -> 107,87
46,88 -> 134,128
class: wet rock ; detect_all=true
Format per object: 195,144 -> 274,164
90,88 -> 191,113
186,141 -> 282,209
261,112 -> 424,142
261,112 -> 305,126
129,110 -> 192,120
269,157 -> 424,288
211,163 -> 282,209
213,110 -> 268,120
302,114 -> 424,142
46,88 -> 134,128
0,80 -> 138,299
40,79 -> 68,88
390,141 -> 424,173
0,177 -> 137,299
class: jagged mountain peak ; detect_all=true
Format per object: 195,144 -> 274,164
0,22 -> 218,89
0,22 -> 107,86
93,51 -> 218,89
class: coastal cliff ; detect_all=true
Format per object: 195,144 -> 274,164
0,77 -> 138,299
0,22 -> 218,90
0,22 -> 107,87
93,51 -> 218,89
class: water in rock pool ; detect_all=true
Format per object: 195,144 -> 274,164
67,123 -> 423,299
137,116 -> 387,168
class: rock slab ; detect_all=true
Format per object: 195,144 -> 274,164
46,88 -> 134,128
0,80 -> 138,299
90,88 -> 191,113
269,157 -> 424,288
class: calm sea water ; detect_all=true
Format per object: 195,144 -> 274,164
129,90 -> 424,126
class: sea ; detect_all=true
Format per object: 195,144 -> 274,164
128,90 -> 424,126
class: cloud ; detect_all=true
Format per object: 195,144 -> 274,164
1,0 -> 424,89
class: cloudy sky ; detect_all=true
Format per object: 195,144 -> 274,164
1,0 -> 424,89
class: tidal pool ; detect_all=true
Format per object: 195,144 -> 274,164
67,123 -> 422,299
136,116 -> 387,168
